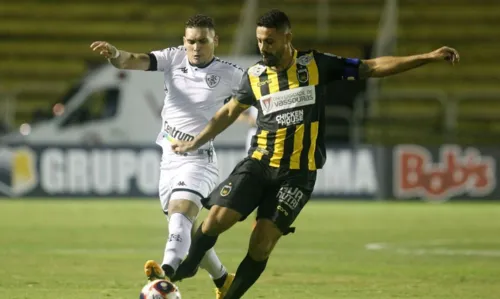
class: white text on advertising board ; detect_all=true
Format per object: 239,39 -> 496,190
315,148 -> 378,196
40,148 -> 160,195
217,148 -> 377,196
4,146 -> 378,197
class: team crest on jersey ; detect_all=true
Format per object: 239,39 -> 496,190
297,68 -> 309,83
205,74 -> 221,88
248,64 -> 266,77
297,54 -> 313,66
220,183 -> 232,197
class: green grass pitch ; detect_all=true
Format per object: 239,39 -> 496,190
1,199 -> 499,298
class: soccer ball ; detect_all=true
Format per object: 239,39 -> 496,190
139,279 -> 181,299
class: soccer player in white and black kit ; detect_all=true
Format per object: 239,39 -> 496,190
91,14 -> 243,298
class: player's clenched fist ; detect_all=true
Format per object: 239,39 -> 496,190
429,46 -> 460,65
90,41 -> 119,59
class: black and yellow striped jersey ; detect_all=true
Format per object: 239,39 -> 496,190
233,49 -> 361,171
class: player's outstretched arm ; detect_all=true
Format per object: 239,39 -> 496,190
90,41 -> 150,70
171,98 -> 249,154
359,46 -> 460,79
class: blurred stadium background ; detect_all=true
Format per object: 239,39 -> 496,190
1,0 -> 500,298
1,0 -> 500,144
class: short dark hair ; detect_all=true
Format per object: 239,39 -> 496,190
185,14 -> 215,30
257,9 -> 291,31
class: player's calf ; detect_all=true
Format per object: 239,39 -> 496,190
248,219 -> 282,261
160,198 -> 200,279
223,220 -> 283,299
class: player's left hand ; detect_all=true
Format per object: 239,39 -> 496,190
429,46 -> 460,65
171,140 -> 196,155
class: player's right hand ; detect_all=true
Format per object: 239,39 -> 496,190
171,140 -> 197,155
90,41 -> 119,59
429,46 -> 460,65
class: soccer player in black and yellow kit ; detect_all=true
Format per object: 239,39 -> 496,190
171,9 -> 459,299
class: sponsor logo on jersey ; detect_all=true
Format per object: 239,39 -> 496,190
276,109 -> 304,126
248,64 -> 266,77
261,97 -> 272,112
277,186 -> 304,210
257,79 -> 273,87
297,54 -> 313,66
259,86 -> 315,115
163,121 -> 195,142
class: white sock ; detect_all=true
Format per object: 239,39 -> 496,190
199,247 -> 227,280
162,213 -> 192,271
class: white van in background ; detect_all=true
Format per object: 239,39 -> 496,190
2,56 -> 260,146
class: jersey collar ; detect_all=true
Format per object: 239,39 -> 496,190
266,49 -> 298,73
188,57 -> 216,69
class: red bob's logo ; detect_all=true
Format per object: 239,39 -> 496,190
394,145 -> 496,201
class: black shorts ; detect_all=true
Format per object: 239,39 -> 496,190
202,157 -> 316,235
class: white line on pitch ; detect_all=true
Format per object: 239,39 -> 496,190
365,242 -> 500,257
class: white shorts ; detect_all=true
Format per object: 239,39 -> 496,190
158,149 -> 219,214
